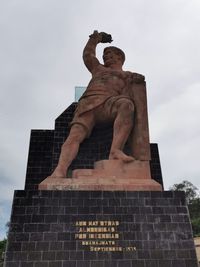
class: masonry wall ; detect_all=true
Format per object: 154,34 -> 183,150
4,191 -> 198,267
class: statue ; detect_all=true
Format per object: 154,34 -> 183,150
51,31 -> 150,178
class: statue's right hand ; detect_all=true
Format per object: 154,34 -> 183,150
89,30 -> 103,43
99,32 -> 113,43
89,31 -> 113,43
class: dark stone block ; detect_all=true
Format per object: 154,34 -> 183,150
30,233 -> 43,241
117,260 -> 132,267
21,262 -> 34,267
160,215 -> 171,223
63,261 -> 76,267
83,251 -> 97,260
145,260 -> 159,267
37,223 -> 50,232
15,233 -> 29,242
32,215 -> 45,223
138,250 -> 151,259
39,206 -> 52,214
171,260 -> 187,267
5,252 -> 14,261
140,207 -> 152,214
49,262 -> 62,267
177,250 -> 191,259
42,251 -> 56,261
44,215 -> 58,223
35,242 -> 49,251
5,262 -> 21,267
34,262 -> 49,267
157,260 -> 172,267
24,223 -> 38,232
130,260 -> 145,267
150,250 -> 164,259
13,251 -> 27,261
76,261 -> 92,267
10,223 -> 23,232
43,233 -> 57,241
69,251 -> 83,260
27,252 -> 42,261
56,251 -> 70,260
104,261 -> 119,267
185,259 -> 198,267
21,242 -> 36,252
90,261 -> 105,267
7,242 -> 22,251
64,241 -> 76,251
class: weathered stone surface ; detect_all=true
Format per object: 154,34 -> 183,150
24,105 -> 164,190
39,177 -> 162,191
4,190 -> 198,267
51,31 -> 151,178
39,159 -> 162,191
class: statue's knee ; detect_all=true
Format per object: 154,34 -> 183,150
118,100 -> 135,113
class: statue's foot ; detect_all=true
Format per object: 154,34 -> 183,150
50,167 -> 66,178
109,149 -> 135,163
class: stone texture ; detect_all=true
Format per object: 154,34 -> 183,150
39,159 -> 162,191
51,33 -> 151,179
39,177 -> 162,191
24,103 -> 164,191
4,190 -> 198,267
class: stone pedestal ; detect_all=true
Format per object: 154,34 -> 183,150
39,160 -> 162,191
4,102 -> 198,266
4,190 -> 198,267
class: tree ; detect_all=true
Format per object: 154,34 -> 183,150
169,180 -> 199,204
0,222 -> 9,266
170,180 -> 200,237
0,239 -> 7,266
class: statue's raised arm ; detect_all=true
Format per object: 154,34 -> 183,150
83,31 -> 113,73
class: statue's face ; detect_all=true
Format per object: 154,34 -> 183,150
103,49 -> 123,67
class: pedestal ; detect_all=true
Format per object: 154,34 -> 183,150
39,160 -> 162,191
4,190 -> 198,267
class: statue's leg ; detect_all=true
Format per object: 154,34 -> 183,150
51,124 -> 88,178
109,99 -> 135,162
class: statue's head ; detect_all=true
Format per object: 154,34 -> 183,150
103,46 -> 125,66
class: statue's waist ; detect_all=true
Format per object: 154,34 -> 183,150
75,94 -> 133,116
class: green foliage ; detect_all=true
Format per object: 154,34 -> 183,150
0,239 -> 7,265
189,198 -> 200,219
169,180 -> 199,204
170,180 -> 200,237
189,198 -> 200,237
191,217 -> 200,237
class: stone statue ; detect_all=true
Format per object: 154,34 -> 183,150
51,31 -> 150,178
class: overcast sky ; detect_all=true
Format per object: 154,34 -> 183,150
0,0 -> 200,239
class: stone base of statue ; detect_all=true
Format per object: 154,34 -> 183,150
4,104 -> 198,266
4,190 -> 198,267
39,160 -> 162,191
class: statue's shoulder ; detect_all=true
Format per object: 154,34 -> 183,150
130,71 -> 145,80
